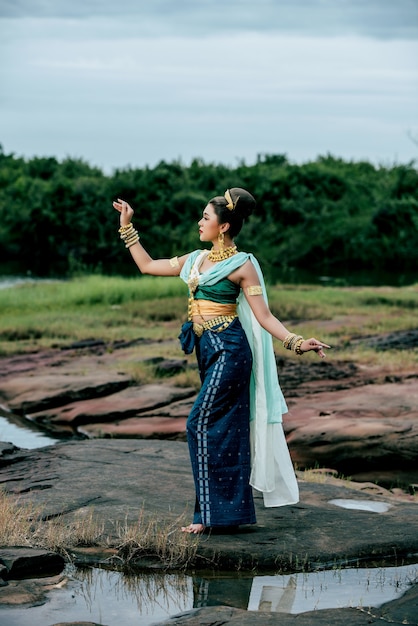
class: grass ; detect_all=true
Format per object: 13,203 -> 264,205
297,467 -> 417,502
1,277 -> 416,569
0,489 -> 199,570
0,275 -> 188,353
1,275 -> 417,362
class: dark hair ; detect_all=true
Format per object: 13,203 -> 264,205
209,187 -> 256,238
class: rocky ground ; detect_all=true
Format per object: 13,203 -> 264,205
0,332 -> 417,487
0,439 -> 418,625
0,331 -> 417,625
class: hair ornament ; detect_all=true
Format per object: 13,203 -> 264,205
224,189 -> 237,211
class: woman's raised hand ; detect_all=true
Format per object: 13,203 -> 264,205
301,338 -> 331,359
113,198 -> 134,227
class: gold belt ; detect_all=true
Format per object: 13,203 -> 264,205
193,315 -> 237,337
190,300 -> 237,317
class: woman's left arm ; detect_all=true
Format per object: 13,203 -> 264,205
235,260 -> 330,358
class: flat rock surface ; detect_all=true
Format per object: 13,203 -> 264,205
0,341 -> 417,488
1,439 -> 417,571
0,340 -> 417,624
0,439 -> 417,626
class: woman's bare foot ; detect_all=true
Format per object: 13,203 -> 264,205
181,523 -> 206,534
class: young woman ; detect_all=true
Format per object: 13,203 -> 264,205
113,188 -> 330,534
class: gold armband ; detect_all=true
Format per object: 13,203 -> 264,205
169,256 -> 180,268
247,285 -> 263,296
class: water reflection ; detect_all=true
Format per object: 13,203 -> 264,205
72,566 -> 192,623
0,413 -> 61,449
0,562 -> 416,626
248,564 -> 418,613
193,573 -> 253,609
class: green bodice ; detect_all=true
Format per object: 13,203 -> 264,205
194,278 -> 240,304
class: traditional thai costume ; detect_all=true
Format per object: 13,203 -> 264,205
180,250 -> 299,528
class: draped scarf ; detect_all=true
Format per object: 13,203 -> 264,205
180,250 -> 299,507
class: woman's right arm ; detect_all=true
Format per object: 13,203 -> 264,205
113,198 -> 188,276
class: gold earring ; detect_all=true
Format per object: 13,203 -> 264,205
218,231 -> 225,250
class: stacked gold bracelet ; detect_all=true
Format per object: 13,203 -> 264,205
283,333 -> 305,356
119,223 -> 140,248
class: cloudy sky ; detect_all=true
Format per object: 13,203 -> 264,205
0,0 -> 417,173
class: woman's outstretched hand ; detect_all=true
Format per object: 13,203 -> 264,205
301,338 -> 331,359
113,198 -> 134,227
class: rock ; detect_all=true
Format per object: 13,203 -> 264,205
148,604 -> 389,625
351,328 -> 418,351
285,378 -> 418,484
154,359 -> 188,376
0,547 -> 65,579
78,415 -> 187,439
28,384 -> 195,428
0,576 -> 65,606
277,358 -> 361,396
0,341 -> 417,488
50,623 -> 106,626
0,373 -> 131,414
0,440 -> 417,572
0,440 -> 417,622
0,441 -> 27,467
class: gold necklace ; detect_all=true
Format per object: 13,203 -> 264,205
207,245 -> 238,262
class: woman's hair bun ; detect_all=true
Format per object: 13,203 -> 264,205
228,188 -> 256,218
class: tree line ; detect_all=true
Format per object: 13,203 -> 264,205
0,146 -> 417,282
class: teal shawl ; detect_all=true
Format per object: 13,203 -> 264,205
180,250 -> 299,505
180,249 -> 288,424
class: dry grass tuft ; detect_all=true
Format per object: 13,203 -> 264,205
0,490 -> 43,545
0,490 -> 199,569
113,510 -> 199,570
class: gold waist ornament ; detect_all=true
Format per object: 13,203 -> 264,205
191,300 -> 237,336
193,315 -> 237,337
190,300 -> 237,317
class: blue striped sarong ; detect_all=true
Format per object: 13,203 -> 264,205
187,318 -> 256,527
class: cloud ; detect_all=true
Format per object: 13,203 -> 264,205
0,2 -> 416,171
2,0 -> 418,40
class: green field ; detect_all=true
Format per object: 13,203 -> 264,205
1,275 -> 417,371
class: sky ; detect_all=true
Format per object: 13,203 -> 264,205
0,0 -> 417,173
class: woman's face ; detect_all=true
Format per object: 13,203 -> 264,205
198,203 -> 221,243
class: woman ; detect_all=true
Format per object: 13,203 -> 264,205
113,188 -> 330,534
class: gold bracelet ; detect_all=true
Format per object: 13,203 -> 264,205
283,333 -> 296,349
123,229 -> 138,241
284,333 -> 303,350
126,235 -> 140,248
119,223 -> 134,235
294,337 -> 305,355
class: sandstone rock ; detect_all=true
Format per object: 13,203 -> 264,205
0,547 -> 65,579
0,441 -> 26,467
0,440 -> 417,572
0,440 -> 417,623
0,578 -> 55,606
28,384 -> 195,428
351,328 -> 418,351
50,623 -> 106,626
154,359 -> 188,376
0,373 -> 131,414
149,604 -> 383,625
0,341 -> 417,488
285,378 -> 418,483
78,415 -> 187,439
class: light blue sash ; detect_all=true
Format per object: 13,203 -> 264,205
180,250 -> 288,424
181,249 -> 299,505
